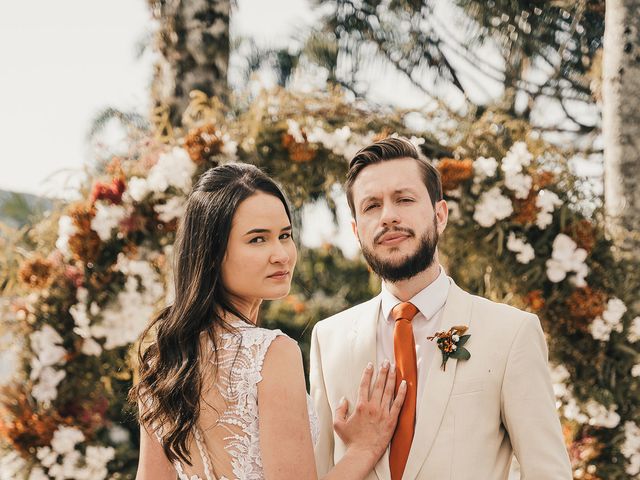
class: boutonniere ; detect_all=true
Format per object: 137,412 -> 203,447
427,325 -> 471,371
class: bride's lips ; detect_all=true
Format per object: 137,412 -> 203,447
377,232 -> 410,246
267,270 -> 290,280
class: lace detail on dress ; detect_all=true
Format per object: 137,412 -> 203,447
161,323 -> 318,480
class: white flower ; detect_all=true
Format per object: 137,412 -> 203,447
91,202 -> 127,241
632,364 -> 640,377
408,136 -> 425,149
0,332 -> 20,387
504,172 -> 532,199
81,338 -> 102,356
602,298 -> 627,325
562,396 -> 588,424
590,298 -> 627,342
28,467 -> 49,480
305,125 -> 375,161
584,400 -> 620,428
550,363 -> 570,384
30,325 -> 66,367
502,141 -> 533,175
146,147 -> 197,194
447,200 -> 461,222
535,190 -> 562,229
549,364 -> 571,404
545,233 -> 589,286
622,421 -> 640,476
506,232 -> 535,264
51,426 -> 85,455
473,156 -> 498,179
154,196 -> 187,223
220,132 -> 238,158
209,17 -> 226,37
473,187 -> 513,227
127,177 -> 150,202
90,255 -> 164,350
36,446 -> 58,468
56,215 -> 77,258
108,425 -> 131,444
31,367 -> 66,403
589,317 -> 611,341
628,317 -> 640,343
0,451 -> 26,480
452,334 -> 460,342
85,445 -> 116,467
500,144 -> 534,199
286,119 -> 305,143
30,324 -> 67,383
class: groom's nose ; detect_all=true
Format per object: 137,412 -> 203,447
380,203 -> 401,228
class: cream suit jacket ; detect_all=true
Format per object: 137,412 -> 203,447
309,278 -> 572,480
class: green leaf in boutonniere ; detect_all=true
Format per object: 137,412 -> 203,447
427,325 -> 471,371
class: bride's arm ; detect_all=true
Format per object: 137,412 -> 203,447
259,336 -> 405,480
135,412 -> 177,480
258,336 -> 318,479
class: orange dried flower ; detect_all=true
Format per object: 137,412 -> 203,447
437,158 -> 473,191
525,290 -> 545,311
68,202 -> 95,233
184,124 -> 223,164
565,286 -> 607,332
282,133 -> 316,163
284,295 -> 306,314
19,256 -> 54,289
532,170 -> 555,190
372,129 -> 393,142
0,388 -> 67,455
90,177 -> 126,205
512,190 -> 539,225
68,232 -> 101,263
564,219 -> 596,253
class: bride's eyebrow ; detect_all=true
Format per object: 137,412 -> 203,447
243,225 -> 292,236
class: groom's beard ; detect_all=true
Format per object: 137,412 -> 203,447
361,219 -> 439,283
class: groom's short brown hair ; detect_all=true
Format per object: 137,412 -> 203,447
345,136 -> 443,217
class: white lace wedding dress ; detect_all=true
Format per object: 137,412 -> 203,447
153,321 -> 320,480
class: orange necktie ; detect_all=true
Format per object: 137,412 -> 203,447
390,301 -> 419,480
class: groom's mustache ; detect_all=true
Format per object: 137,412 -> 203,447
374,226 -> 415,244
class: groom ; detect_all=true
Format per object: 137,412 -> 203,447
309,137 -> 572,479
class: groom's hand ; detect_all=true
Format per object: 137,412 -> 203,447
332,360 -> 407,460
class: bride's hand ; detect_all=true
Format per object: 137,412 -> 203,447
332,360 -> 406,462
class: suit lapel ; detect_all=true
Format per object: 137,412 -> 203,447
348,295 -> 391,480
402,279 -> 474,480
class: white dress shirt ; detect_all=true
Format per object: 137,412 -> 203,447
376,266 -> 450,419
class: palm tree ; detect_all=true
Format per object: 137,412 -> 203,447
147,0 -> 230,128
603,0 -> 640,261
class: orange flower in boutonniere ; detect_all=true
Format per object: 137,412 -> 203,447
427,325 -> 471,371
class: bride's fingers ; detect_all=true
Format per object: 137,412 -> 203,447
357,362 -> 374,403
333,397 -> 349,433
389,380 -> 407,419
370,360 -> 390,405
336,396 -> 349,420
380,364 -> 396,409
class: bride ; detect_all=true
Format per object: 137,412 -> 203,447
130,163 -> 406,480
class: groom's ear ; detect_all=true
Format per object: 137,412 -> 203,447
351,218 -> 361,247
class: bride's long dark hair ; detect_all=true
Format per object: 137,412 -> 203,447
129,163 -> 292,465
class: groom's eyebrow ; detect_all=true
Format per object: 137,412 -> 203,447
244,225 -> 292,235
359,189 -> 417,208
360,195 -> 380,208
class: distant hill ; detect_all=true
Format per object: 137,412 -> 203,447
0,189 -> 56,229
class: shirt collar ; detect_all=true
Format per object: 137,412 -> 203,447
380,266 -> 450,322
